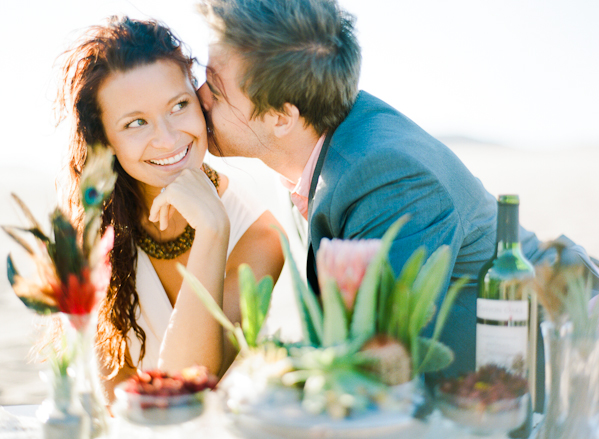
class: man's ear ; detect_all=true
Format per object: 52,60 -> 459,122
272,103 -> 300,138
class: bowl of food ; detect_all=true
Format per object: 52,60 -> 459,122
114,365 -> 218,426
435,365 -> 529,435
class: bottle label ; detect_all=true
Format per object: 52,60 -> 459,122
477,298 -> 528,322
476,324 -> 528,375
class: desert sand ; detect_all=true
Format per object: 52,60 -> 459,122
0,142 -> 597,405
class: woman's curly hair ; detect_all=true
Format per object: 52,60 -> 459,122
55,16 -> 196,377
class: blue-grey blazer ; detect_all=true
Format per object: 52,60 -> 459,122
306,91 -> 597,404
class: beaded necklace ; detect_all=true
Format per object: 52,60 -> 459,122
134,164 -> 220,259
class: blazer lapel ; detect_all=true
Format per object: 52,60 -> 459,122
306,130 -> 334,296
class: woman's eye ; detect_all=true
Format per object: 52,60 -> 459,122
125,119 -> 146,129
172,100 -> 189,113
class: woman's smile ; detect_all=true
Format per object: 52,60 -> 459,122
148,144 -> 191,167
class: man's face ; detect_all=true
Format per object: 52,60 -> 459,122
198,44 -> 273,159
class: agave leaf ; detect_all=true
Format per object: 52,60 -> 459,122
389,280 -> 411,347
398,247 -> 427,292
256,274 -> 274,325
430,276 -> 469,342
238,264 -> 273,347
385,247 -> 427,344
408,246 -> 451,342
350,214 -> 409,340
322,279 -> 349,347
413,337 -> 454,375
176,263 -> 237,334
276,227 -> 323,346
239,265 -> 259,346
377,259 -> 396,333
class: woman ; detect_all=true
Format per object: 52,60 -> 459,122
55,16 -> 285,399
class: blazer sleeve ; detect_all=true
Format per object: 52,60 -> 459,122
329,149 -> 466,294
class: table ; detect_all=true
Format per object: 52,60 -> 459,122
1,400 -> 543,439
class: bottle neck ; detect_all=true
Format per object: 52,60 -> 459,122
496,202 -> 521,253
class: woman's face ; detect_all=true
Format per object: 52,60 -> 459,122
98,60 -> 207,193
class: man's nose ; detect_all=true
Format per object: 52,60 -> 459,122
198,82 -> 213,112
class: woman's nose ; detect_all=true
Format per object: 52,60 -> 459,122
151,117 -> 178,149
198,82 -> 213,112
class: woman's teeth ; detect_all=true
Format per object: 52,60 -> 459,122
150,147 -> 189,166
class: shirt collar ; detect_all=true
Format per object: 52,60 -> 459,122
280,134 -> 326,219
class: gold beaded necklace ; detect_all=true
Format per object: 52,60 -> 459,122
135,164 -> 220,260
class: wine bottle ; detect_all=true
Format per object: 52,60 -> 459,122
476,194 -> 535,438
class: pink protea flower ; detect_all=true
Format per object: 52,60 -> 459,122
316,238 -> 381,311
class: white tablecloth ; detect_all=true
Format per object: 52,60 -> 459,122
1,401 -> 542,439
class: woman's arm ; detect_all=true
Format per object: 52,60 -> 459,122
152,168 -> 231,375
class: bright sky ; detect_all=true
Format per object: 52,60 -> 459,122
1,0 -> 598,175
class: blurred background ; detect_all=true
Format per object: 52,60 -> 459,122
0,0 -> 597,405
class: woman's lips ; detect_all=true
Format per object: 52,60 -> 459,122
148,145 -> 190,166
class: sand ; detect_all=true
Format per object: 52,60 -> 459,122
0,143 -> 597,405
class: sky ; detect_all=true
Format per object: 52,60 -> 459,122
1,0 -> 598,176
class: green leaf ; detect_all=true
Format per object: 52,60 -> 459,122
276,227 -> 323,346
386,247 -> 427,345
322,279 -> 349,347
389,280 -> 411,347
377,260 -> 396,333
408,246 -> 451,342
350,214 -> 409,340
239,265 -> 258,346
430,276 -> 469,342
398,247 -> 427,292
238,264 -> 273,347
413,337 -> 454,375
176,263 -> 236,335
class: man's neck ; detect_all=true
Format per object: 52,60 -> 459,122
264,126 -> 322,185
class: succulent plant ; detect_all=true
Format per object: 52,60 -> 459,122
180,215 -> 466,418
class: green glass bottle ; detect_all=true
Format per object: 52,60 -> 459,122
476,194 -> 535,438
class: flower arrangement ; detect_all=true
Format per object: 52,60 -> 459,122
2,145 -> 117,438
3,146 -> 116,322
526,241 -> 599,439
179,215 -> 467,419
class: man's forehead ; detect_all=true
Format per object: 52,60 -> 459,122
207,43 -> 235,73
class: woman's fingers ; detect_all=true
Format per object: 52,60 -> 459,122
159,203 -> 170,231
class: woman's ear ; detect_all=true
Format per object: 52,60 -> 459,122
272,103 -> 300,138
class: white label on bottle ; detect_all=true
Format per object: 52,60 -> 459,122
477,298 -> 528,322
476,323 -> 528,375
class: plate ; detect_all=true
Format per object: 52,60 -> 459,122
224,380 -> 430,439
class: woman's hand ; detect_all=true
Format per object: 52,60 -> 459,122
148,168 -> 228,234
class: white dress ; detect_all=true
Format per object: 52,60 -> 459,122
127,177 -> 266,370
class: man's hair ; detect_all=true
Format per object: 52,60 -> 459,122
198,0 -> 361,135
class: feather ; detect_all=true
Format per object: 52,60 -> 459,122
10,193 -> 44,232
6,254 -> 18,286
1,226 -> 35,255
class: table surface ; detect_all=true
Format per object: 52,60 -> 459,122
1,398 -> 543,439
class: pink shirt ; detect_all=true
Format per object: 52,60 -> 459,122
280,135 -> 326,220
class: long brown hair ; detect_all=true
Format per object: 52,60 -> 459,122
55,16 -> 196,377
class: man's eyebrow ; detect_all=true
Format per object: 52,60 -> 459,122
206,80 -> 221,97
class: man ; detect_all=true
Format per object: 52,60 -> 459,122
196,0 -> 596,392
